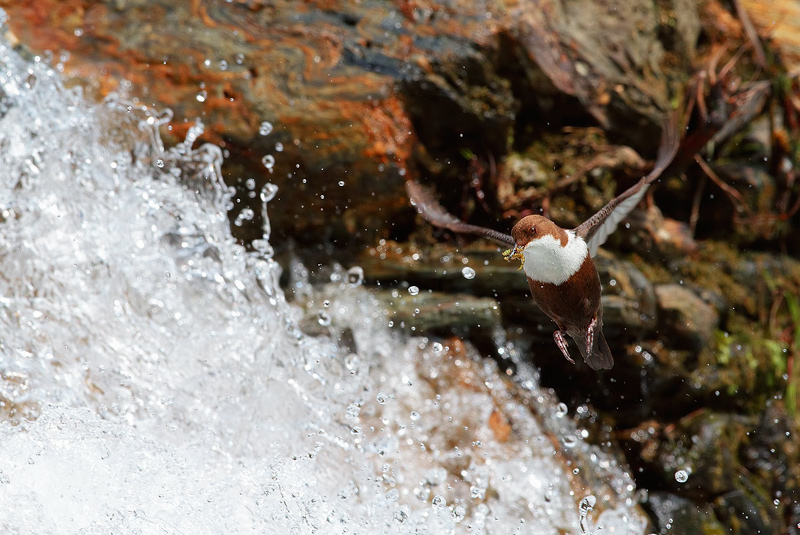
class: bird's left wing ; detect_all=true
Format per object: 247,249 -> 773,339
405,181 -> 515,247
574,114 -> 680,257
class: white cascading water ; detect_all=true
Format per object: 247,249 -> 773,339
0,18 -> 647,534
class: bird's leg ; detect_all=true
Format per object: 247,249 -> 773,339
586,317 -> 597,355
553,330 -> 575,365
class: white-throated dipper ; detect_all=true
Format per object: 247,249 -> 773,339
407,119 -> 679,370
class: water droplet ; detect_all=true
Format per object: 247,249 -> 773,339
385,488 -> 399,501
408,286 -> 419,296
410,411 -> 421,421
346,266 -> 364,287
259,121 -> 273,136
432,342 -> 443,353
579,495 -> 596,513
275,142 -> 284,152
261,183 -> 278,203
344,353 -> 359,370
155,158 -> 164,168
262,154 -> 275,173
394,508 -> 408,523
346,403 -> 361,419
317,311 -> 331,326
555,403 -> 568,418
376,392 -> 388,404
461,267 -> 476,279
451,505 -> 466,522
432,495 -> 446,509
563,434 -> 577,448
675,470 -> 689,483
238,208 -> 254,221
196,90 -> 207,102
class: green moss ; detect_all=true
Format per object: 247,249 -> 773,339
694,317 -> 789,411
784,292 -> 800,422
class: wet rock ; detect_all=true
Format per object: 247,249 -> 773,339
373,289 -> 501,335
714,488 -> 776,535
623,409 -> 787,535
663,0 -> 703,63
501,154 -> 550,188
645,492 -> 725,535
2,0 -> 700,248
596,255 -> 658,337
624,204 -> 698,259
512,0 -> 697,147
654,284 -> 719,351
359,241 -> 528,298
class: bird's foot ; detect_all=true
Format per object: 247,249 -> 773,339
586,317 -> 597,355
553,330 -> 575,365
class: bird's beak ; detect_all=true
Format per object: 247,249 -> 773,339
502,244 -> 525,270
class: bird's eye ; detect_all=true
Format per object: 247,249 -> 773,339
531,227 -> 537,235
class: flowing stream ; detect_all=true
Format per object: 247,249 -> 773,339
0,25 -> 648,534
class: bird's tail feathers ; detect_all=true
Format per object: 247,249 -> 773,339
570,329 -> 614,370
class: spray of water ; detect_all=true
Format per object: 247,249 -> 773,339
0,22 -> 647,534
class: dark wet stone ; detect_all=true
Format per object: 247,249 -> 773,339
359,241 -> 529,298
623,409 -> 789,535
623,204 -> 698,260
645,492 -> 725,535
654,284 -> 719,351
596,255 -> 658,337
373,289 -> 502,335
714,488 -> 776,535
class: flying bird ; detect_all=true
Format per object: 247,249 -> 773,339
406,119 -> 679,370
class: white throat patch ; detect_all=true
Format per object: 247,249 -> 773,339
521,231 -> 588,285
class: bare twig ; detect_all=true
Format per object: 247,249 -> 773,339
689,172 -> 707,237
732,0 -> 768,69
694,154 -> 753,217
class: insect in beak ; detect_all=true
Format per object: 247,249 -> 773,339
502,245 -> 525,270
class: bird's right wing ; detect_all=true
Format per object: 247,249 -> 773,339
405,181 -> 515,247
574,114 -> 680,257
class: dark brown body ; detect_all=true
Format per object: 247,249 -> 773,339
527,256 -> 601,328
527,256 -> 613,369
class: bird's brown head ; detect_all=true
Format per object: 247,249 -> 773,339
510,215 -> 567,248
503,215 -> 567,268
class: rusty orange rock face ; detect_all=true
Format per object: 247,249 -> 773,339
0,0 -> 694,248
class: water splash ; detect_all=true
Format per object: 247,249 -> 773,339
0,27 -> 647,534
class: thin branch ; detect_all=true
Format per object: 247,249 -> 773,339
732,0 -> 768,69
694,154 -> 753,216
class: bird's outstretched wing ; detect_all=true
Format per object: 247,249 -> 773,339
405,181 -> 514,247
574,114 -> 680,257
